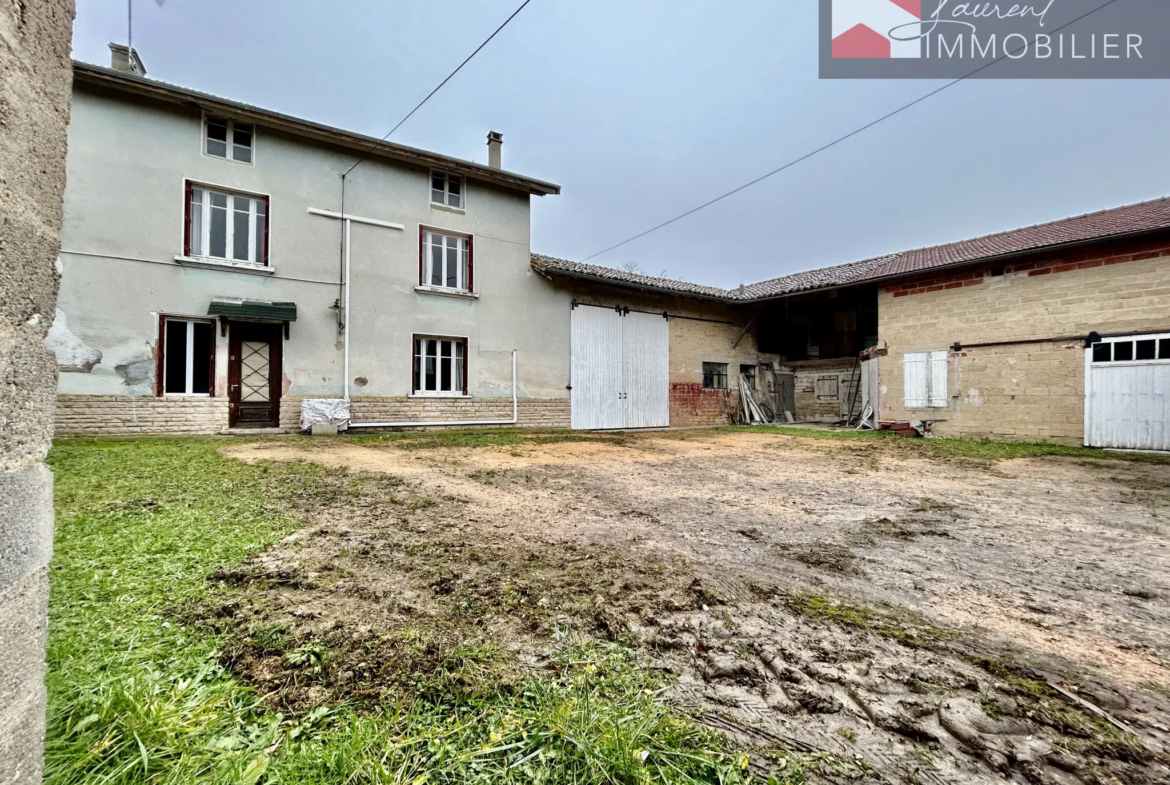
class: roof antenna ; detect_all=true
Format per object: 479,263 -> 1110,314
128,0 -> 166,58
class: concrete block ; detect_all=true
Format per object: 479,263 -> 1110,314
0,569 -> 49,711
311,423 -> 338,436
0,686 -> 47,785
0,465 -> 53,594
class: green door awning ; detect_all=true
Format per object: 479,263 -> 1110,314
207,298 -> 297,322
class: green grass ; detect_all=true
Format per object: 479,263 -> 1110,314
342,428 -> 629,450
45,437 -> 753,785
719,425 -> 1170,464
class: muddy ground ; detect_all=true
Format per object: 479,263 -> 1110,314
206,430 -> 1170,784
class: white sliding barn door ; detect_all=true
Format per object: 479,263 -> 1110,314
1086,333 -> 1170,451
571,305 -> 670,430
623,310 -> 670,429
571,305 -> 625,430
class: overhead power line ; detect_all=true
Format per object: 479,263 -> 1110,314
344,0 -> 534,177
581,0 -> 1122,262
334,0 -> 535,340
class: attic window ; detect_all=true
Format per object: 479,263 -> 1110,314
206,116 -> 254,164
431,172 -> 463,209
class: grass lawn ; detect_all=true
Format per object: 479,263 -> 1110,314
44,437 -> 756,785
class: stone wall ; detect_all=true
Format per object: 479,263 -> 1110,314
878,238 -> 1170,443
53,395 -> 569,435
0,1 -> 76,782
56,395 -> 230,435
286,396 -> 570,431
787,358 -> 859,422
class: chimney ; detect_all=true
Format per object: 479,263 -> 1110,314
109,43 -> 147,76
486,131 -> 503,169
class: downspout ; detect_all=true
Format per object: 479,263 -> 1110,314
343,217 -> 352,401
349,350 -> 518,428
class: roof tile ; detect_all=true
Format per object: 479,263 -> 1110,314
533,197 -> 1170,302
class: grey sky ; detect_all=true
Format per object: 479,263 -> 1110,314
72,0 -> 1170,288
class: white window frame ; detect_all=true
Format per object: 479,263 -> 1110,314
421,229 -> 470,293
903,350 -> 949,409
187,182 -> 269,267
1089,333 -> 1170,366
203,113 -> 256,165
430,171 -> 464,211
412,335 -> 467,397
162,317 -> 214,397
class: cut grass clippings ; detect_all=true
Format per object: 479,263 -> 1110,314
45,437 -> 754,785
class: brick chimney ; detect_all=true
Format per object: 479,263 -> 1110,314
108,43 -> 146,76
486,131 -> 503,169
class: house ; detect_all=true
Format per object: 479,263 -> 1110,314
535,198 -> 1170,450
53,47 -> 1170,450
53,46 -> 570,435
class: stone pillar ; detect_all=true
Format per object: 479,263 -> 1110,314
0,1 -> 76,782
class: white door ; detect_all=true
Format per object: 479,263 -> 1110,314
623,310 -> 670,429
571,305 -> 625,429
571,305 -> 670,430
1086,333 -> 1170,451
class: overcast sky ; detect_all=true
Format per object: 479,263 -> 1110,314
72,0 -> 1170,288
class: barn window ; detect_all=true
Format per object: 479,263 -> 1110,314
815,375 -> 839,401
702,362 -> 728,390
903,350 -> 948,408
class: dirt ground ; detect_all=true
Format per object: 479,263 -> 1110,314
213,430 -> 1170,784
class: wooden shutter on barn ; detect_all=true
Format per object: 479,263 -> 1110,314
903,352 -> 928,408
927,351 -> 949,408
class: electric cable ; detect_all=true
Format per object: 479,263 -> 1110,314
581,0 -> 1122,262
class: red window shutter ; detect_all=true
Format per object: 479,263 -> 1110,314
411,337 -> 419,393
467,235 -> 474,293
207,320 -> 217,397
462,339 -> 468,396
418,227 -> 425,285
155,315 -> 166,396
263,196 -> 271,265
183,180 -> 193,256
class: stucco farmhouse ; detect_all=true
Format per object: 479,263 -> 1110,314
53,47 -> 1170,449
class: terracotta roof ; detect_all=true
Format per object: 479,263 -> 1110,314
737,255 -> 896,299
530,254 -> 733,301
860,197 -> 1170,281
72,62 -> 560,197
534,197 -> 1170,302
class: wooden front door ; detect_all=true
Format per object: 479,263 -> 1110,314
228,322 -> 283,427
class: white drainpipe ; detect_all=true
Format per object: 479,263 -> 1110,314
343,217 -> 352,401
348,350 -> 518,429
306,207 -> 518,430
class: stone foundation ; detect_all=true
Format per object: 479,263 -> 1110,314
55,395 -> 570,435
55,395 -> 230,436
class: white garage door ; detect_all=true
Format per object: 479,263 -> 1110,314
571,304 -> 669,430
1085,333 -> 1170,451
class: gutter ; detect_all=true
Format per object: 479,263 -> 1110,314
348,350 -> 519,429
